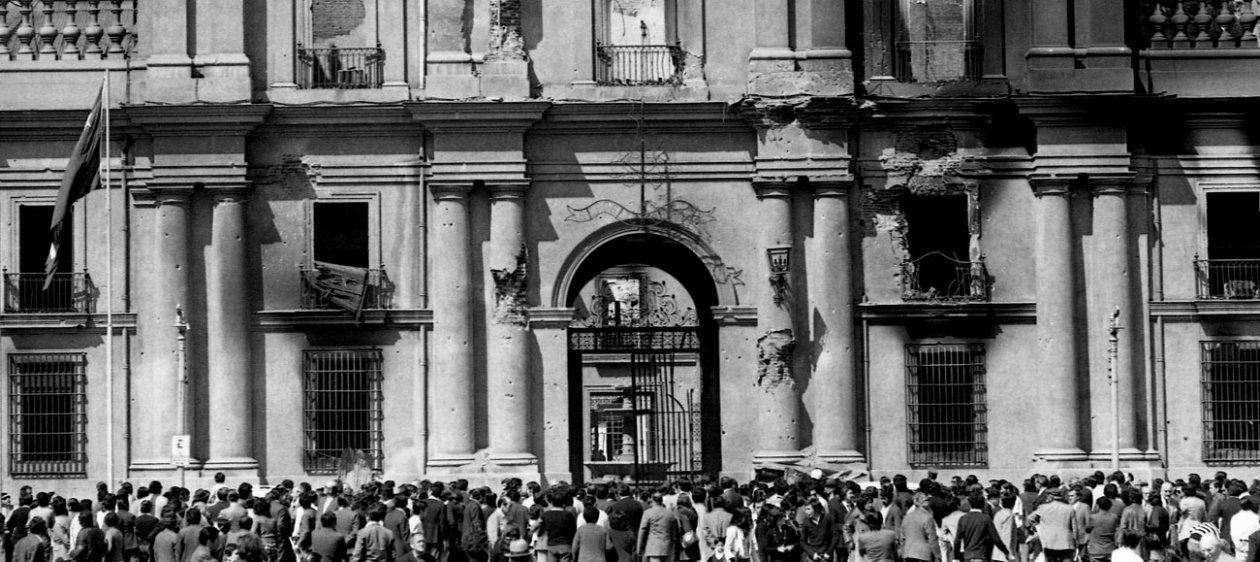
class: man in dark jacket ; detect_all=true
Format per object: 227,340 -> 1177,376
312,512 -> 349,562
799,499 -> 836,562
954,492 -> 1010,562
69,512 -> 107,562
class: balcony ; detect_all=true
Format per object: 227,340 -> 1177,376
1195,259 -> 1260,299
1138,1 -> 1260,96
0,1 -> 136,61
296,44 -> 384,89
299,266 -> 391,311
901,253 -> 989,302
595,43 -> 682,86
3,272 -> 95,313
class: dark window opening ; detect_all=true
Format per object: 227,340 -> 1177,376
905,344 -> 987,466
303,349 -> 383,474
1201,341 -> 1260,462
313,202 -> 369,268
9,353 -> 87,477
10,206 -> 77,312
902,194 -> 982,300
1198,192 -> 1260,299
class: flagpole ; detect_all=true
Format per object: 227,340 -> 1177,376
103,70 -> 115,488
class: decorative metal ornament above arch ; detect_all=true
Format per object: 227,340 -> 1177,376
551,220 -> 745,311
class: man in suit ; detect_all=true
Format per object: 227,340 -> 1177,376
384,496 -> 411,562
174,509 -> 204,562
902,492 -> 940,562
312,512 -> 350,562
318,482 -> 343,520
353,503 -> 398,562
638,493 -> 678,562
799,499 -> 836,562
13,517 -> 48,562
1033,488 -> 1077,562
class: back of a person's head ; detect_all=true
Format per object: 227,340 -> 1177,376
104,512 -> 119,528
651,492 -> 664,505
710,495 -> 726,511
1097,497 -> 1113,512
29,516 -> 47,535
368,502 -> 387,522
321,511 -> 337,528
186,507 -> 202,524
214,472 -> 226,484
583,507 -> 599,524
78,510 -> 94,527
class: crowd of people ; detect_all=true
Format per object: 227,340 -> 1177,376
0,469 -> 1254,562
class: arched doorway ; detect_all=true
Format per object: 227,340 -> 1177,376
561,227 -> 722,484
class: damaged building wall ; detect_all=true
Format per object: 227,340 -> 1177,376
308,0 -> 374,49
491,244 -> 529,327
862,126 -> 985,302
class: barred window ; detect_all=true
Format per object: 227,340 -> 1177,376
905,343 -> 987,466
302,349 -> 384,474
1201,342 -> 1260,462
9,353 -> 88,477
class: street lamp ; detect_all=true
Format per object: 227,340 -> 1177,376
1108,306 -> 1123,473
767,245 -> 791,305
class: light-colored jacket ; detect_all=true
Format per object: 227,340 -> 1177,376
638,506 -> 678,558
1033,501 -> 1076,550
900,508 -> 939,562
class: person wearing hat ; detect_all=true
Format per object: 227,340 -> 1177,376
1189,524 -> 1237,562
503,539 -> 531,562
1032,488 -> 1076,562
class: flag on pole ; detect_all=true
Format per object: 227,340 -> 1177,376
45,83 -> 105,290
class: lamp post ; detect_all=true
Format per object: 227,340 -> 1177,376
1108,306 -> 1123,473
174,305 -> 189,489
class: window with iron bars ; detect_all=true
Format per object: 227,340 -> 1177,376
1200,341 -> 1260,463
302,349 -> 384,474
905,343 -> 987,467
9,353 -> 87,478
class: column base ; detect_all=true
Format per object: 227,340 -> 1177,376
426,453 -> 477,470
130,457 -> 205,472
753,450 -> 806,465
1086,448 -> 1162,463
202,456 -> 259,471
815,450 -> 866,465
1033,447 -> 1090,463
487,452 -> 539,467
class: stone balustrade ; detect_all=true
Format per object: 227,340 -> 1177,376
0,0 -> 136,61
1144,0 -> 1260,49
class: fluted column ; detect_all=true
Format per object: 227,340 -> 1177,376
1031,178 -> 1086,460
429,183 -> 476,467
132,188 -> 193,469
1092,178 -> 1139,455
486,183 -> 534,465
753,180 -> 801,464
204,187 -> 256,469
810,181 -> 863,464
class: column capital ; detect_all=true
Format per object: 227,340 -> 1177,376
148,186 -> 195,206
1089,175 -> 1136,197
1029,176 -> 1073,197
811,178 -> 854,198
430,182 -> 474,202
487,182 -> 530,201
753,179 -> 795,200
207,185 -> 252,203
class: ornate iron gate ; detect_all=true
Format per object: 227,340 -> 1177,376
572,327 -> 701,484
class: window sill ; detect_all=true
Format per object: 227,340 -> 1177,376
864,76 -> 1008,98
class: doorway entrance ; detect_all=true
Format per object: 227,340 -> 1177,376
561,231 -> 722,484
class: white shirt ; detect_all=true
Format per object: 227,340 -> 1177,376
1112,547 -> 1143,562
1232,511 -> 1260,558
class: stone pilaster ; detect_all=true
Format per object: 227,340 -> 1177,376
425,0 -> 479,99
752,180 -> 801,464
130,187 -> 193,471
144,0 -> 195,102
486,183 -> 535,466
809,179 -> 863,465
192,0 -> 251,102
203,186 -> 257,471
1090,177 -> 1142,458
1030,177 -> 1087,461
428,182 -> 476,467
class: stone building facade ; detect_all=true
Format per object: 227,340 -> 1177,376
0,0 -> 1255,494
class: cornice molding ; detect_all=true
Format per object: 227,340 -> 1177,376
406,101 -> 550,133
0,313 -> 138,334
125,104 -> 272,137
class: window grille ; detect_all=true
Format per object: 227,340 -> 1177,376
8,353 -> 87,477
302,349 -> 383,474
905,343 -> 987,466
1200,342 -> 1260,462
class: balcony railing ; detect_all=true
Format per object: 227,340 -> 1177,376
901,253 -> 989,302
0,1 -> 137,61
296,44 -> 384,89
1143,1 -> 1260,49
595,43 -> 683,86
894,40 -> 984,82
3,272 -> 96,313
299,267 -> 391,311
1195,258 -> 1260,299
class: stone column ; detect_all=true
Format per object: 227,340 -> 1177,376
810,181 -> 863,464
487,183 -> 535,466
1092,178 -> 1138,454
753,180 -> 801,464
1030,177 -> 1086,460
132,188 -> 192,469
204,187 -> 256,469
429,183 -> 476,467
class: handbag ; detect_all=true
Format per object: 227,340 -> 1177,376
682,530 -> 698,548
